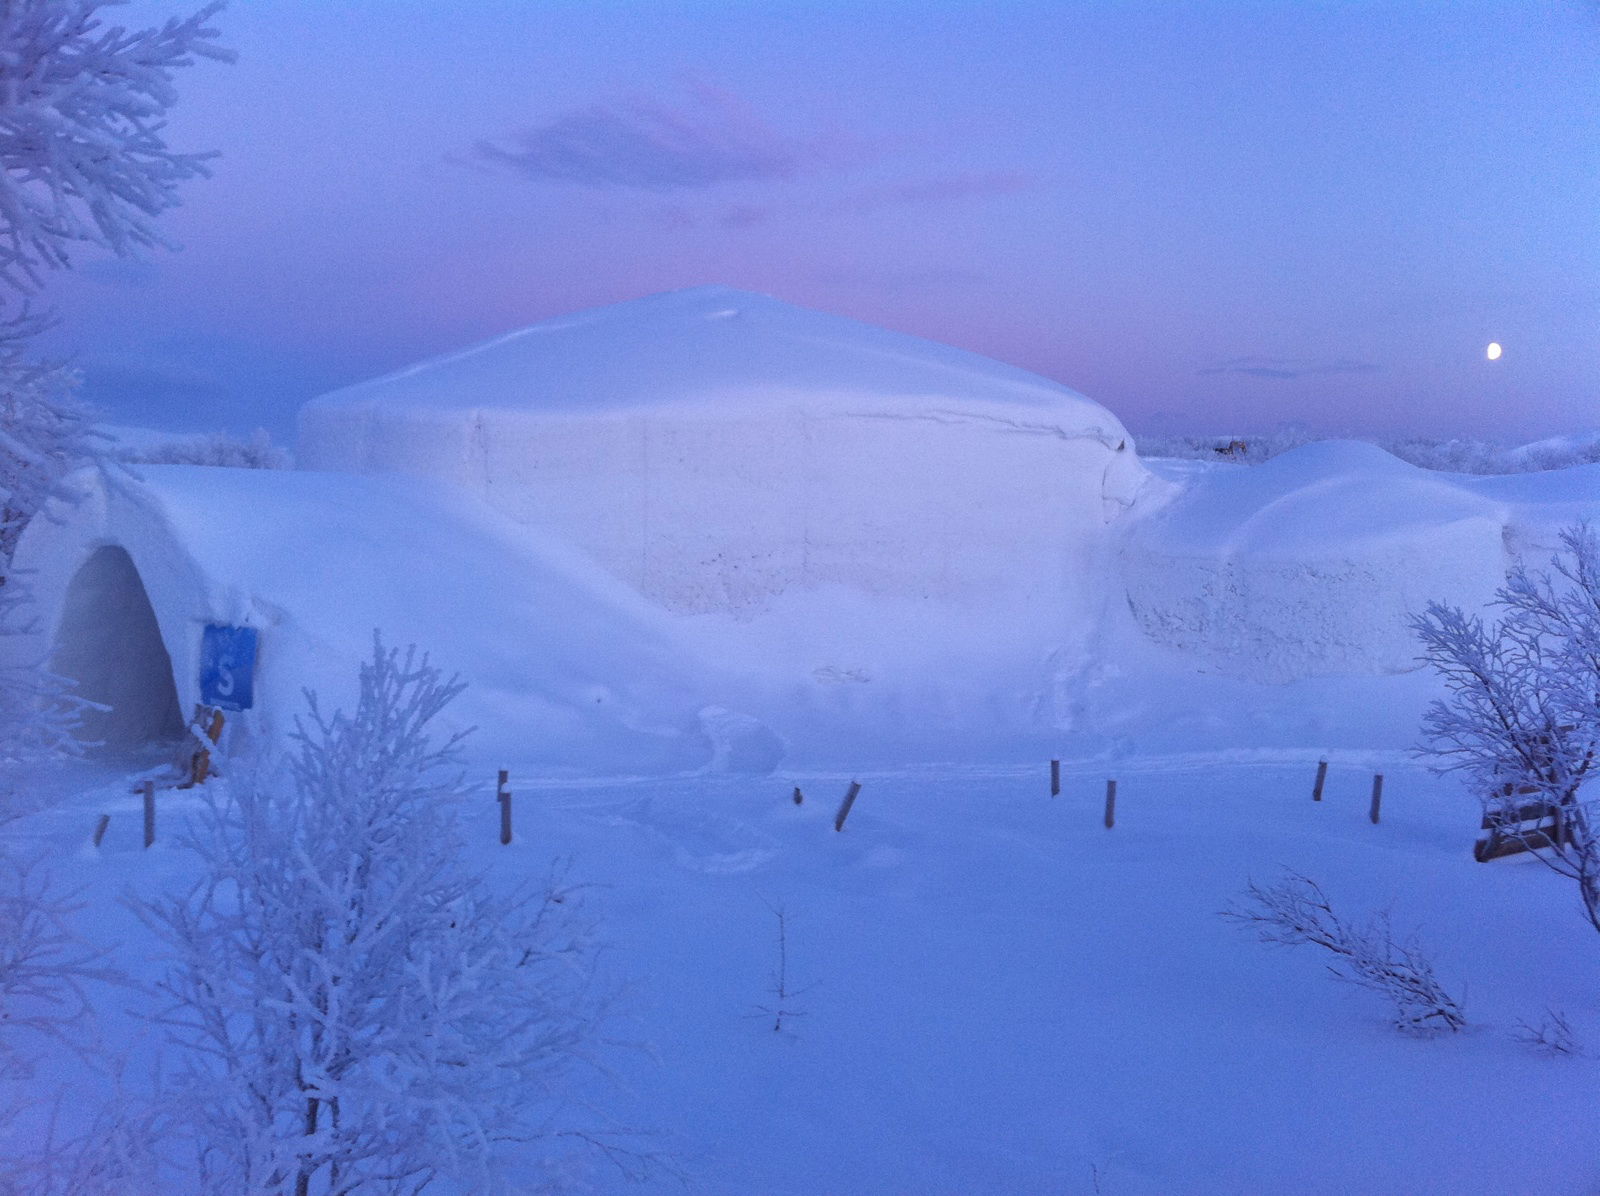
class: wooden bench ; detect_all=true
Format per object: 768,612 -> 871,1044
1474,788 -> 1581,862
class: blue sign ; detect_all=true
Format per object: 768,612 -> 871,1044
199,625 -> 259,712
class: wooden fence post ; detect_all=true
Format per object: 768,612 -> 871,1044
1104,779 -> 1117,829
834,781 -> 862,832
496,769 -> 512,845
142,780 -> 155,849
1312,759 -> 1328,802
1369,774 -> 1384,825
92,814 -> 110,848
1050,759 -> 1061,797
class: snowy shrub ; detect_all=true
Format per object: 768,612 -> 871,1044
1224,871 -> 1466,1034
1134,430 -> 1312,465
1412,525 -> 1600,936
115,427 -> 290,470
0,854 -> 115,1076
1512,1009 -> 1584,1058
1135,429 -> 1600,475
135,636 -> 620,1194
0,579 -> 93,792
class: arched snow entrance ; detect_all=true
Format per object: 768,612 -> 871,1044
52,545 -> 185,749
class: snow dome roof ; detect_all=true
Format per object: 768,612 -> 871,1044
302,285 -> 1127,443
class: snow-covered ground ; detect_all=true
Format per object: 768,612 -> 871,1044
9,738 -> 1597,1193
8,292 -> 1599,1190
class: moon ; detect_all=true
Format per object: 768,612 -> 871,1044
1486,342 -> 1503,361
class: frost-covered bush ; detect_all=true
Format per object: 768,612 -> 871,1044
1133,429 -> 1313,465
115,427 -> 290,470
136,637 -> 616,1194
0,578 -> 93,785
1513,1009 -> 1584,1058
1224,871 -> 1466,1033
1136,429 -> 1600,475
1413,524 -> 1600,935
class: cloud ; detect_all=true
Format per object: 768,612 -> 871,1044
841,170 -> 1038,214
473,85 -> 800,192
1199,356 -> 1380,380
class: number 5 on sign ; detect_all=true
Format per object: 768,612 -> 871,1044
199,625 -> 259,712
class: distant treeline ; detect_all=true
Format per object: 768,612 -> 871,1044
1136,430 -> 1600,474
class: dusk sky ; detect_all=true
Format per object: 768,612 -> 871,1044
37,0 -> 1600,444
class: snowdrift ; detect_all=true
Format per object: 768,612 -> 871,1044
6,465 -> 769,774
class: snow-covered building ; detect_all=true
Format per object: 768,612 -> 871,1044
16,286 -> 1599,771
1124,441 -> 1600,682
299,286 -> 1149,619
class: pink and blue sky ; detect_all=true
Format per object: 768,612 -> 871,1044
37,0 -> 1600,443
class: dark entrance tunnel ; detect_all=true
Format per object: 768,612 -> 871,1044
51,545 -> 186,750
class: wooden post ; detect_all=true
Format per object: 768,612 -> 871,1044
1050,759 -> 1061,797
496,769 -> 512,845
1312,759 -> 1328,802
142,780 -> 155,849
792,786 -> 803,806
1104,779 -> 1117,829
1369,773 -> 1384,825
92,814 -> 110,848
834,781 -> 862,832
183,705 -> 226,788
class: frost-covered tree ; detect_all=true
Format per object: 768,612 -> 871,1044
0,0 -> 232,560
136,638 -> 615,1194
1413,525 -> 1600,935
0,6 -> 229,1185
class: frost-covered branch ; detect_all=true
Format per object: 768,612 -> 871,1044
1223,872 -> 1465,1034
0,0 -> 233,291
1512,1008 -> 1584,1058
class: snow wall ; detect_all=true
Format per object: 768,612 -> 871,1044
6,466 -> 774,774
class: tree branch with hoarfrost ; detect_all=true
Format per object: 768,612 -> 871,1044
134,636 -> 632,1194
0,0 -> 233,290
1223,871 -> 1465,1034
0,327 -> 97,561
0,0 -> 232,562
1412,524 -> 1600,935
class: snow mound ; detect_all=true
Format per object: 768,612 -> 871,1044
8,466 -> 769,774
1123,441 -> 1512,682
298,286 -> 1148,620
